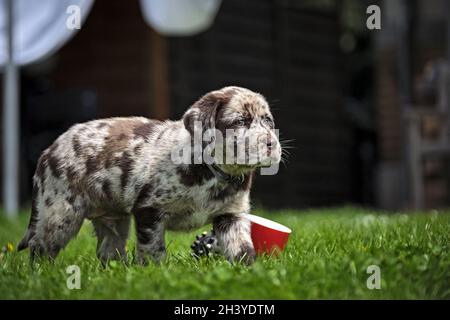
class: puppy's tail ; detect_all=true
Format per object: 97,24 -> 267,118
18,229 -> 32,251
18,183 -> 40,251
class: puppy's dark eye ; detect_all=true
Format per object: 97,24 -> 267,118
263,115 -> 274,127
234,118 -> 245,127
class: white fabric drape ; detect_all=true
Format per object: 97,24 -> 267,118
0,0 -> 223,65
0,0 -> 94,66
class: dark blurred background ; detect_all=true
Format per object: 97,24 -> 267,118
1,0 -> 450,211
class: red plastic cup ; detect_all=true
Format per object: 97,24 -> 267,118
246,214 -> 292,255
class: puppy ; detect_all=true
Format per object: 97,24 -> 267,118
18,86 -> 281,264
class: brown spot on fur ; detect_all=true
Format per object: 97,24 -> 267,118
72,136 -> 83,157
66,165 -> 83,196
215,109 -> 234,133
133,144 -> 143,155
102,180 -> 113,199
177,165 -> 214,186
66,194 -> 76,205
209,173 -> 253,201
96,122 -> 109,129
45,197 -> 53,207
133,121 -> 159,141
132,183 -> 153,211
119,152 -> 134,189
85,155 -> 99,175
66,165 -> 78,181
48,155 -> 63,178
104,157 -> 114,169
47,144 -> 63,178
96,118 -> 143,167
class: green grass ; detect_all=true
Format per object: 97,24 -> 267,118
0,207 -> 449,299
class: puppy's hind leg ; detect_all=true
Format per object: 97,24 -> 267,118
30,194 -> 86,261
92,215 -> 130,264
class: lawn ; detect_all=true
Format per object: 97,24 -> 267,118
0,207 -> 449,299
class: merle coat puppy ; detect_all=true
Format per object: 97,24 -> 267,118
18,86 -> 281,264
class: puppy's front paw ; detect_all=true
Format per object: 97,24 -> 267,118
235,244 -> 256,265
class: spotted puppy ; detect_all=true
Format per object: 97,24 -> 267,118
18,86 -> 281,264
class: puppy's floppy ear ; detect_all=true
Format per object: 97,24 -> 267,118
183,90 -> 232,135
183,108 -> 200,135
